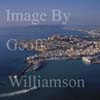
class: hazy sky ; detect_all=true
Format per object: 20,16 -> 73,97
0,0 -> 100,26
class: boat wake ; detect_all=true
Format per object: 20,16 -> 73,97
0,86 -> 38,98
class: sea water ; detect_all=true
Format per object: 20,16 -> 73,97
0,26 -> 100,100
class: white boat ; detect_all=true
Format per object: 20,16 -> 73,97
82,57 -> 92,64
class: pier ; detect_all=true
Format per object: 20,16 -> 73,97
14,63 -> 33,78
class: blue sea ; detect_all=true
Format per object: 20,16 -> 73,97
0,25 -> 100,100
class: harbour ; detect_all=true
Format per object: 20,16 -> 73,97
12,34 -> 100,78
0,26 -> 100,100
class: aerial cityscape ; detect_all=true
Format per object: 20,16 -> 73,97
0,0 -> 100,100
14,27 -> 100,78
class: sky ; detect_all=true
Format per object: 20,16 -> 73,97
0,0 -> 100,26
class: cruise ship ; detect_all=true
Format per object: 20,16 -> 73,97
82,57 -> 92,64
